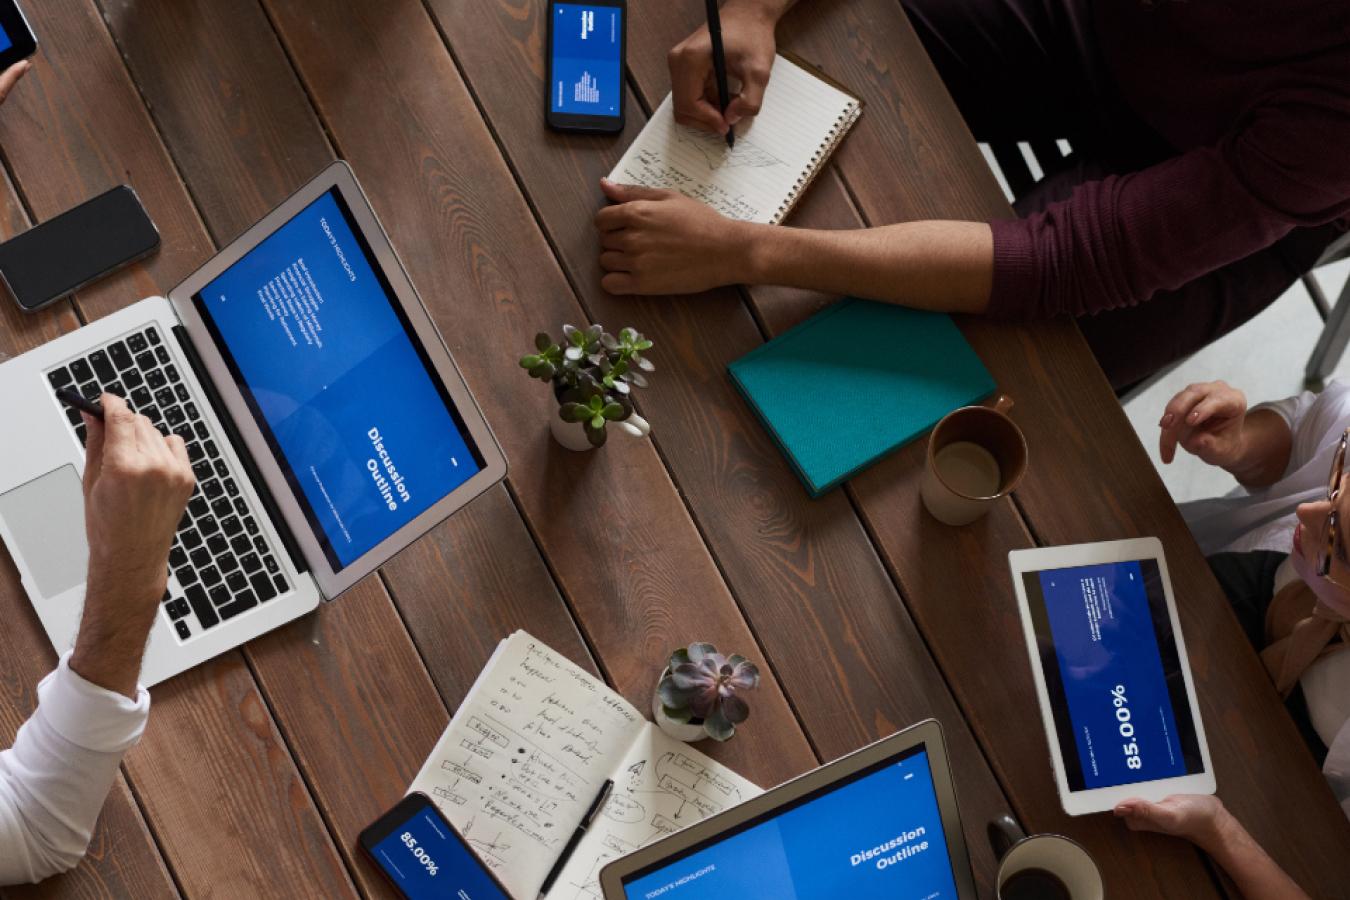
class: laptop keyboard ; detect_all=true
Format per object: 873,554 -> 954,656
45,325 -> 291,641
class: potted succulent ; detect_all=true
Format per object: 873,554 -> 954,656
653,643 -> 760,743
520,324 -> 655,451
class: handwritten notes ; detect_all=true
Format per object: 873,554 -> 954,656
607,55 -> 862,225
550,726 -> 761,899
409,633 -> 761,899
410,634 -> 642,897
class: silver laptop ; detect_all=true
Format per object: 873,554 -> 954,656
599,720 -> 978,899
0,162 -> 506,686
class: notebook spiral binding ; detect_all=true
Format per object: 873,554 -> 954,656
772,104 -> 864,225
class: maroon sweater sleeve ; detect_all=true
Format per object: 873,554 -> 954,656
987,96 -> 1350,319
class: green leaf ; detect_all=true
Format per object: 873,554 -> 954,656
535,332 -> 552,352
520,354 -> 542,368
637,339 -> 654,351
721,694 -> 750,724
560,402 -> 589,423
661,704 -> 694,724
687,643 -> 716,664
658,679 -> 699,710
586,425 -> 607,448
590,414 -> 605,430
637,356 -> 655,372
619,327 -> 637,343
529,362 -> 556,380
601,332 -> 619,351
601,402 -> 625,420
670,648 -> 692,668
564,345 -> 584,361
704,706 -> 735,741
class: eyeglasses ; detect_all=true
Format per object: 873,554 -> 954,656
1318,428 -> 1350,578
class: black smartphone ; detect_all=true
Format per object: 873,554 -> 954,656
545,0 -> 625,134
358,792 -> 512,900
0,185 -> 159,313
0,1 -> 37,72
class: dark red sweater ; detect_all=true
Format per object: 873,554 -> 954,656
989,0 -> 1350,318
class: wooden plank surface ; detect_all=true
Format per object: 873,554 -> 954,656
0,0 -> 361,894
424,0 -> 1020,891
259,0 -> 820,792
0,0 -> 1342,896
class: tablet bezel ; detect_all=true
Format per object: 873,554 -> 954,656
0,2 -> 38,72
597,719 -> 978,899
169,161 -> 507,600
1007,537 -> 1215,816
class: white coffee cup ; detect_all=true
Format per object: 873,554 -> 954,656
988,816 -> 1103,900
921,395 -> 1028,526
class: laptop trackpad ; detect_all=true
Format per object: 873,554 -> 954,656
0,466 -> 88,598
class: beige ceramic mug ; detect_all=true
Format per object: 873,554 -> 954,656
921,395 -> 1027,526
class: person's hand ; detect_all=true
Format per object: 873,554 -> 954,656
1159,381 -> 1248,468
0,60 -> 31,104
1115,794 -> 1229,848
72,394 -> 194,695
668,0 -> 781,136
596,179 -> 745,295
83,393 -> 194,596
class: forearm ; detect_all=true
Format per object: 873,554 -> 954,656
1227,409 -> 1293,489
729,0 -> 796,19
737,219 -> 993,313
69,558 -> 163,699
1198,810 -> 1309,900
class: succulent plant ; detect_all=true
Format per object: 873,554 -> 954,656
520,324 -> 655,447
657,643 -> 760,741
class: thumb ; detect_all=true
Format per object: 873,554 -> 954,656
82,412 -> 106,496
600,178 -> 670,204
1114,799 -> 1161,831
0,60 -> 30,104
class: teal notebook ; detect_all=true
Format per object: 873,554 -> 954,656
728,299 -> 996,497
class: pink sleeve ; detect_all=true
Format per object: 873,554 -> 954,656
987,98 -> 1350,319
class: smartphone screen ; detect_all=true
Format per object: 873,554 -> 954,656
0,1 -> 38,70
0,186 -> 158,312
547,1 -> 624,132
361,794 -> 510,900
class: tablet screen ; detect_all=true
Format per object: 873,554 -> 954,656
192,187 -> 485,571
1022,559 -> 1204,791
620,744 -> 961,899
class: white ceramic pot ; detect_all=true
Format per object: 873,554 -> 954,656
549,412 -> 651,452
652,669 -> 706,743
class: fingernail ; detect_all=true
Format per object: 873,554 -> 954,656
600,177 -> 612,186
726,112 -> 742,125
1160,413 -> 1174,427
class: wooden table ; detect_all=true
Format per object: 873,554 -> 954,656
0,0 -> 1345,897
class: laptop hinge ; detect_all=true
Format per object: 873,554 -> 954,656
171,325 -> 310,576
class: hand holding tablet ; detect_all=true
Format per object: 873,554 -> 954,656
1008,538 -> 1215,816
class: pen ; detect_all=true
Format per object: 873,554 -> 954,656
538,779 -> 614,898
705,0 -> 735,148
56,387 -> 105,421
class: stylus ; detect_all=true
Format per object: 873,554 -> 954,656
538,778 -> 614,897
705,0 -> 735,148
56,387 -> 105,421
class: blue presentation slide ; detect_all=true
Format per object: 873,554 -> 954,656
372,808 -> 508,900
624,748 -> 959,900
1037,561 -> 1187,789
198,189 -> 481,569
0,25 -> 11,55
552,4 -> 621,117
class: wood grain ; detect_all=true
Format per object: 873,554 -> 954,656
0,1 -> 362,894
260,0 -> 819,790
423,0 -> 1029,889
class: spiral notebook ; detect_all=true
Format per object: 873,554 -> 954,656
608,54 -> 862,224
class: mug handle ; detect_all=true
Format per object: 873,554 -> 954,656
991,394 -> 1014,415
988,815 -> 1027,862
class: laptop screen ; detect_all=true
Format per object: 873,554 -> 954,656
192,187 -> 485,571
620,744 -> 961,899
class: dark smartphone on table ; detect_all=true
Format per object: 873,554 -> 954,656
0,185 -> 159,313
0,0 -> 37,72
359,792 -> 513,900
545,0 -> 625,133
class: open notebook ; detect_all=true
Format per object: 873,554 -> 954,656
409,632 -> 761,899
608,54 -> 861,224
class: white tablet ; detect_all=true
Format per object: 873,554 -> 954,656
1008,538 -> 1215,815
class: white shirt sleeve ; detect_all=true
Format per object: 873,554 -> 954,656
0,653 -> 150,885
1253,380 -> 1350,479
